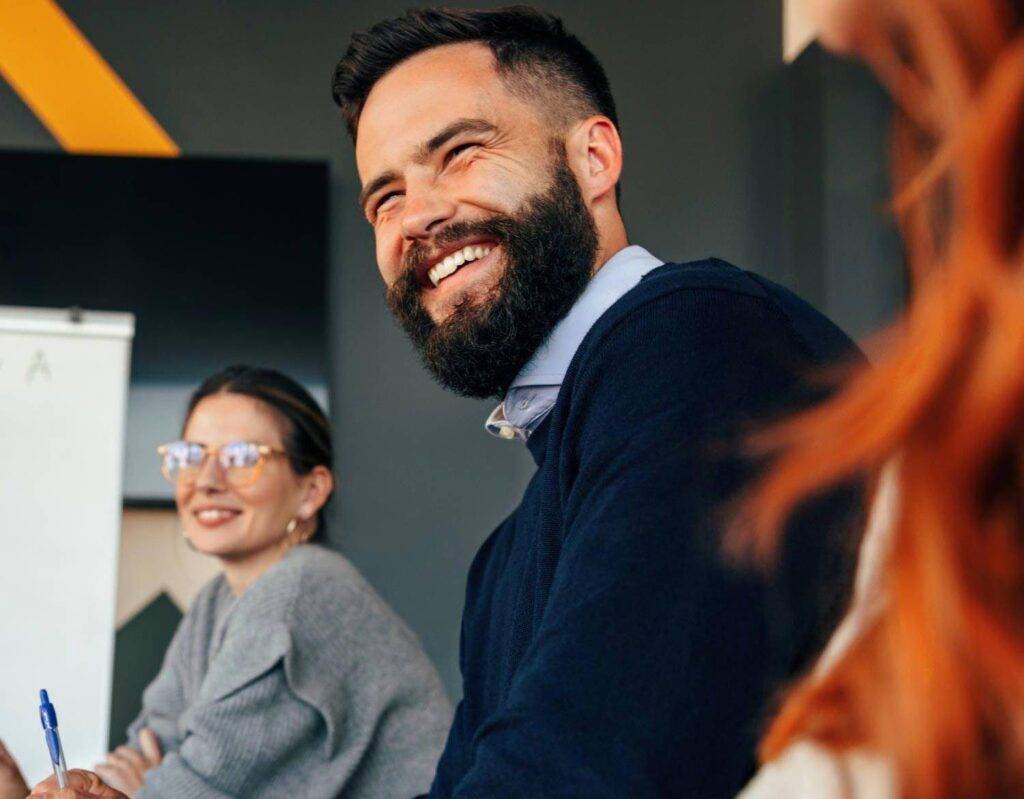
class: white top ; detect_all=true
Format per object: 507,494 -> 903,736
738,465 -> 901,799
738,742 -> 897,798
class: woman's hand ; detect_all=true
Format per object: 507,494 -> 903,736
0,739 -> 30,799
92,730 -> 161,799
29,770 -> 126,799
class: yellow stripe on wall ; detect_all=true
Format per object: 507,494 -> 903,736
0,0 -> 179,156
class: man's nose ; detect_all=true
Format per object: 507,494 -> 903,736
400,192 -> 456,241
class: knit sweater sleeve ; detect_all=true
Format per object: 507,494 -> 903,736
448,289 -> 852,798
125,630 -> 187,756
126,582 -> 218,755
134,622 -> 321,799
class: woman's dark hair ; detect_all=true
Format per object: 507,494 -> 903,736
332,6 -> 619,141
185,365 -> 333,539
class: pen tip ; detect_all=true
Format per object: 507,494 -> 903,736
39,689 -> 49,704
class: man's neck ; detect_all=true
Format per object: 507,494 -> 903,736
591,213 -> 629,276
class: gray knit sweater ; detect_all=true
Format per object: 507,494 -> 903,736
126,544 -> 452,798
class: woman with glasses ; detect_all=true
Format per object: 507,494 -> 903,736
30,364 -> 452,799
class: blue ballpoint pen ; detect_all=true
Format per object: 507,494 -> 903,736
39,689 -> 69,789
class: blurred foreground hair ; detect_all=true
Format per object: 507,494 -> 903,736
740,1 -> 1024,797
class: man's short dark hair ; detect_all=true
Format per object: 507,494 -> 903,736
332,6 -> 618,142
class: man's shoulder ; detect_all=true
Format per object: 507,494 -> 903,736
581,257 -> 770,351
638,257 -> 772,298
575,256 -> 859,375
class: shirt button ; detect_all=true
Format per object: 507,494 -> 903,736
499,427 -> 516,440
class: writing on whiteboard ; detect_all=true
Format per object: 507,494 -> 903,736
26,349 -> 52,383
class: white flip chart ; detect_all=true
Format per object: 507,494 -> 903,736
0,306 -> 134,784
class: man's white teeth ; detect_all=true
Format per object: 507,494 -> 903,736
428,245 -> 493,287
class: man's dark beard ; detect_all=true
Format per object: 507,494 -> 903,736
386,152 -> 598,399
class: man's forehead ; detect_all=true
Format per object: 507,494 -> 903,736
355,42 -> 511,180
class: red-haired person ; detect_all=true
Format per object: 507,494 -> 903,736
742,1 -> 1024,797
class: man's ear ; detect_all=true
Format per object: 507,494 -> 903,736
565,115 -> 622,205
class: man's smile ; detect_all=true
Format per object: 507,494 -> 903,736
412,236 -> 500,289
427,243 -> 495,287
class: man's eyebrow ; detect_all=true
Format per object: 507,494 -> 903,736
357,119 -> 496,212
358,170 -> 400,211
414,118 -> 497,163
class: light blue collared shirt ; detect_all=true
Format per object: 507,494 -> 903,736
486,245 -> 664,441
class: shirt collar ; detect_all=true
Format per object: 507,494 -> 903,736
484,245 -> 664,443
508,244 -> 664,388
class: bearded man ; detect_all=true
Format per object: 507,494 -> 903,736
338,7 -> 862,799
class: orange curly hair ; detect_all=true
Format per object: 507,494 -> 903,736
743,1 -> 1024,797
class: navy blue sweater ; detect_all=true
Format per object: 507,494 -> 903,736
425,259 -> 862,798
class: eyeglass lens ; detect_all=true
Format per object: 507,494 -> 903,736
161,441 -> 264,486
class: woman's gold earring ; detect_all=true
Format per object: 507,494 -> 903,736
284,517 -> 304,548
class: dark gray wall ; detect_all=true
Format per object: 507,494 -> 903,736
0,2 -> 900,698
787,45 -> 904,340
